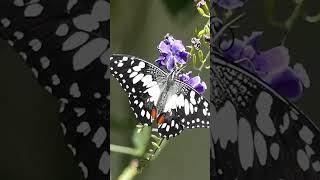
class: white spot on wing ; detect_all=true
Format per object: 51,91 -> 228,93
73,38 -> 108,70
99,151 -> 110,174
92,127 -> 107,148
238,118 -> 254,171
256,92 -> 276,136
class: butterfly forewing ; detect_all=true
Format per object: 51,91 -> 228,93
211,57 -> 320,180
110,54 -> 167,125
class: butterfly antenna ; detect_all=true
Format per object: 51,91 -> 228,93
212,13 -> 245,43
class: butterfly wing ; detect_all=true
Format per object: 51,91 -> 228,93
110,54 -> 168,126
0,0 -> 110,179
211,56 -> 320,179
157,80 -> 211,138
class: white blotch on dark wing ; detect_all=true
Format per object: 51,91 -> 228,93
40,56 -> 50,69
78,162 -> 88,179
270,143 -> 280,160
73,38 -> 108,70
92,127 -> 107,148
212,101 -> 237,149
312,161 -> 320,172
76,122 -> 91,136
19,52 -> 27,61
99,151 -> 110,174
63,32 -> 89,51
31,68 -> 38,78
94,92 -> 102,99
305,145 -> 315,158
254,131 -> 267,166
141,75 -> 152,87
297,149 -> 310,171
51,74 -> 61,85
24,3 -> 43,17
13,31 -> 24,39
184,99 -> 190,115
91,0 -> 109,22
13,0 -> 24,7
73,14 -> 99,32
67,0 -> 78,11
280,113 -> 290,134
70,83 -> 81,98
56,24 -> 69,36
299,126 -> 314,145
60,123 -> 67,135
29,39 -> 42,52
164,94 -> 177,112
67,144 -> 76,156
44,86 -> 52,94
238,117 -> 254,171
74,107 -> 86,117
256,92 -> 276,137
145,85 -> 161,105
0,18 -> 10,28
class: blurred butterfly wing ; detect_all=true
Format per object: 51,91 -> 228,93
211,56 -> 320,180
0,0 -> 110,179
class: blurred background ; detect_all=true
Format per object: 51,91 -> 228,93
0,0 -> 319,180
110,0 -> 209,180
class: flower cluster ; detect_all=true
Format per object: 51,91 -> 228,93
179,71 -> 207,94
156,34 -> 207,94
221,32 -> 310,101
156,34 -> 188,72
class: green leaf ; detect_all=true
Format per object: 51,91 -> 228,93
197,7 -> 206,17
192,54 -> 197,68
197,29 -> 205,38
198,50 -> 204,61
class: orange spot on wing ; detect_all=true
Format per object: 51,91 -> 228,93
157,113 -> 166,125
151,107 -> 157,120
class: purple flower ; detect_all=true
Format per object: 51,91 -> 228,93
179,71 -> 207,94
195,0 -> 206,7
221,32 -> 310,101
156,34 -> 189,72
213,0 -> 247,10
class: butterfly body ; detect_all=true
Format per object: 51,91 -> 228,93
110,54 -> 210,139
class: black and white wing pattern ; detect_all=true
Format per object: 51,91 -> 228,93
210,56 -> 320,180
110,54 -> 210,139
110,54 -> 167,126
0,0 -> 110,179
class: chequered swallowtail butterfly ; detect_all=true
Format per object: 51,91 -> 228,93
0,0 -> 110,179
110,54 -> 210,139
210,15 -> 320,180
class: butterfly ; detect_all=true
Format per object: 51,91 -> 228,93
110,54 -> 210,139
210,40 -> 320,180
0,0 -> 110,179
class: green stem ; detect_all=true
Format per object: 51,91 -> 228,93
285,0 -> 305,31
198,51 -> 210,72
118,160 -> 139,180
111,144 -> 142,157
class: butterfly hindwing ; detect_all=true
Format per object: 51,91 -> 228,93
174,80 -> 211,129
0,0 -> 110,179
211,57 -> 320,180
